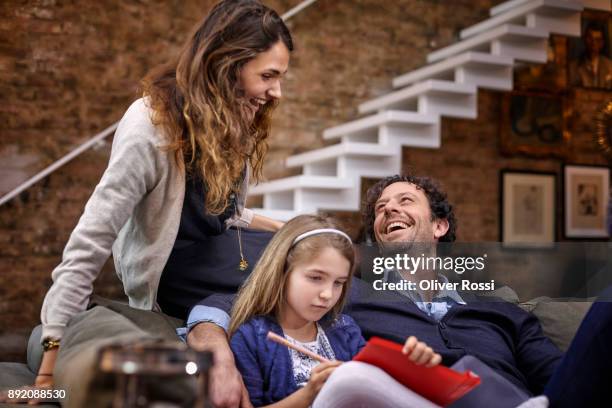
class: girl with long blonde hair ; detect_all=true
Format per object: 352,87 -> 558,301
227,215 -> 441,407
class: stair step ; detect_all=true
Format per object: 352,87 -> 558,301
323,110 -> 438,141
461,0 -> 582,40
490,0 -> 605,15
286,142 -> 396,168
393,51 -> 513,90
491,0 -> 535,16
250,175 -> 353,195
427,24 -> 548,64
251,175 -> 365,213
358,80 -> 477,118
250,0 -> 594,216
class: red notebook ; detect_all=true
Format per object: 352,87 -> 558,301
353,337 -> 480,407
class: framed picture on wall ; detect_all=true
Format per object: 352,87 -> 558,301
563,164 -> 610,238
567,10 -> 612,91
500,91 -> 571,158
595,99 -> 612,160
501,170 -> 556,246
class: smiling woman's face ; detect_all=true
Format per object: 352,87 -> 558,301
237,40 -> 290,122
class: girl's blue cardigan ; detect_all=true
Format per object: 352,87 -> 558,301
230,314 -> 366,407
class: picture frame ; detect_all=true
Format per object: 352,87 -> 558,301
500,170 -> 556,246
563,164 -> 610,238
567,10 -> 612,91
500,91 -> 571,158
595,99 -> 612,160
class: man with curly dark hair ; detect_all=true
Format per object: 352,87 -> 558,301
313,174 -> 560,407
188,173 -> 611,408
362,174 -> 457,244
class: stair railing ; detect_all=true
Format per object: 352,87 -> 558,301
0,0 -> 318,207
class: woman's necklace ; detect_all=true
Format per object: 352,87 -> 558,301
237,225 -> 248,271
234,196 -> 249,271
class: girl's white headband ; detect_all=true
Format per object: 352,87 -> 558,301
291,228 -> 352,247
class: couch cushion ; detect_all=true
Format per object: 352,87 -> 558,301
27,325 -> 43,374
480,286 -> 521,304
0,362 -> 35,390
483,287 -> 593,352
520,297 -> 593,352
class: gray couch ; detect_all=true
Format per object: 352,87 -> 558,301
0,325 -> 43,389
0,295 -> 594,405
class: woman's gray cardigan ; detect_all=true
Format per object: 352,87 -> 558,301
40,98 -> 254,341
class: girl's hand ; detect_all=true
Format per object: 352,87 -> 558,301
402,336 -> 442,368
304,360 -> 342,401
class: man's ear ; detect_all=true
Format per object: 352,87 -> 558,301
433,218 -> 449,239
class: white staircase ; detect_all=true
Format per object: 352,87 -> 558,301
250,0 -> 610,221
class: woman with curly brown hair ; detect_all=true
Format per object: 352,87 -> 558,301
32,1 -> 293,406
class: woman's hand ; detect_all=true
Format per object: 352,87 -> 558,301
0,361 -> 55,405
4,348 -> 60,405
248,214 -> 284,232
0,381 -> 52,405
34,373 -> 53,389
402,336 -> 442,368
36,347 -> 58,385
303,360 -> 342,402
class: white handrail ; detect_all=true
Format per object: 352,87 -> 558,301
0,0 -> 317,208
282,0 -> 318,20
0,122 -> 118,207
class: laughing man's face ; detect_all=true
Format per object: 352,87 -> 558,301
373,182 -> 448,245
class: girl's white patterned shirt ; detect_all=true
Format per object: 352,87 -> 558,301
285,323 -> 336,388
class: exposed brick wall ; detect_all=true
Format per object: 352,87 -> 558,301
4,0 -> 608,364
401,88 -> 611,242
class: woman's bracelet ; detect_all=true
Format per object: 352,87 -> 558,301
36,373 -> 53,376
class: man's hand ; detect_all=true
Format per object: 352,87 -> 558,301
188,322 -> 252,408
208,360 -> 253,408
